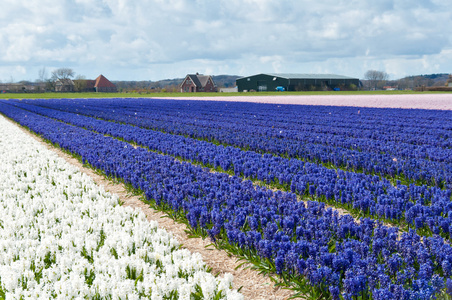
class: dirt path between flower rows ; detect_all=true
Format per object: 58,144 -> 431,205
7,116 -> 295,300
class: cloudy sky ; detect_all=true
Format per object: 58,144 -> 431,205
1,0 -> 451,82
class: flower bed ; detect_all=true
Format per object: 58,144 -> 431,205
12,98 -> 452,188
2,100 -> 452,299
0,114 -> 241,299
4,100 -> 452,239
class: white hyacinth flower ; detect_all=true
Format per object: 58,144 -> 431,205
0,115 -> 242,299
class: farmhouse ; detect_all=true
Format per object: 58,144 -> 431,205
180,73 -> 216,93
92,74 -> 117,92
236,73 -> 360,92
74,75 -> 117,93
55,78 -> 75,92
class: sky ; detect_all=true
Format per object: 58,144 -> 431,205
1,0 -> 451,82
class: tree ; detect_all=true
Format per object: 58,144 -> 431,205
51,68 -> 75,81
73,75 -> 87,92
37,67 -> 48,82
364,70 -> 389,90
42,78 -> 55,92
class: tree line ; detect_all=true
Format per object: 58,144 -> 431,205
2,67 -> 449,93
362,70 -> 451,90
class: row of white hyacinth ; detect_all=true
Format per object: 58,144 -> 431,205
0,115 -> 242,299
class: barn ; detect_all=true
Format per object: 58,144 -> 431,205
236,73 -> 360,92
93,74 -> 117,92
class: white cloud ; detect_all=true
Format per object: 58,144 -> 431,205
0,0 -> 451,81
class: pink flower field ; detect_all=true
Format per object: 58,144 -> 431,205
171,93 -> 452,110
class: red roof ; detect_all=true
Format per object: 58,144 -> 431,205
94,74 -> 115,88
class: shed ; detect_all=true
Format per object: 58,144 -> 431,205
236,73 -> 360,92
219,87 -> 238,93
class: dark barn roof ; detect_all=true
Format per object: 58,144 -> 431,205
247,73 -> 358,80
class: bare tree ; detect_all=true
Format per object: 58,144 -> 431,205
51,68 -> 75,81
45,80 -> 56,92
364,70 -> 389,90
73,75 -> 87,92
37,67 -> 48,82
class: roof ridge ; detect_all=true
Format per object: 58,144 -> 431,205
263,73 -> 358,79
94,74 -> 116,88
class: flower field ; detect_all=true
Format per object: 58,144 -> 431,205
0,113 -> 242,299
1,97 -> 452,299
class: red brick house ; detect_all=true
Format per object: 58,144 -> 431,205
93,74 -> 117,92
74,75 -> 117,93
180,73 -> 216,92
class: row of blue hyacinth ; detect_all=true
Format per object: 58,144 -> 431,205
1,101 -> 451,299
4,100 -> 452,241
15,98 -> 452,189
19,97 -> 452,148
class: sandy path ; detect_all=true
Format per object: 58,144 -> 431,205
165,93 -> 452,110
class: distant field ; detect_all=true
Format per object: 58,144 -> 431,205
0,89 -> 450,99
